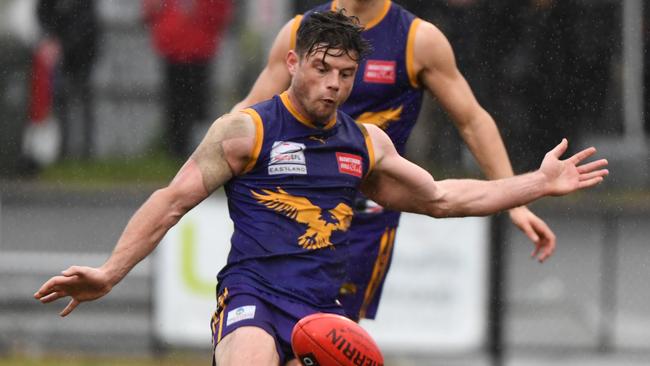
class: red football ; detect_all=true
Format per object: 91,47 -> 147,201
291,313 -> 384,366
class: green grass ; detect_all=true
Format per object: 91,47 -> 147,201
37,151 -> 181,186
0,353 -> 207,366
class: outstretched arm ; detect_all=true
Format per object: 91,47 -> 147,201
414,20 -> 557,260
230,18 -> 296,112
34,113 -> 258,316
361,124 -> 608,218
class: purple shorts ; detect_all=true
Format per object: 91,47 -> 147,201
210,284 -> 345,364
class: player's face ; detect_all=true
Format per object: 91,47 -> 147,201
289,48 -> 358,126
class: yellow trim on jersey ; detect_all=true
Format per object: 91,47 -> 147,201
290,14 -> 303,50
240,109 -> 264,174
211,311 -> 218,341
358,227 -> 396,319
356,123 -> 375,178
355,106 -> 403,130
217,304 -> 225,342
216,287 -> 229,343
331,0 -> 391,30
280,91 -> 337,130
364,0 -> 391,30
406,18 -> 422,89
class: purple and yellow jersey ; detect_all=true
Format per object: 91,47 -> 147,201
294,0 -> 424,155
217,92 -> 375,309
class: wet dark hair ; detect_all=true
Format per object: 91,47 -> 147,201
295,10 -> 372,63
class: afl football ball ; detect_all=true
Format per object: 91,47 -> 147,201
291,313 -> 384,366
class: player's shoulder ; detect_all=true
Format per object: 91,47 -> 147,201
267,14 -> 303,54
206,111 -> 258,140
412,18 -> 454,65
361,123 -> 391,149
413,18 -> 447,43
234,95 -> 291,134
279,15 -> 301,41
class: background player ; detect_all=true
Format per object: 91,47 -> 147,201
34,10 -> 608,366
231,0 -> 557,322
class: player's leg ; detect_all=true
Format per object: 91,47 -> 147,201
211,289 -> 283,365
214,326 -> 279,365
210,285 -> 322,365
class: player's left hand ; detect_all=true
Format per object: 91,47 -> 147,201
34,265 -> 113,317
539,139 -> 609,196
508,206 -> 556,262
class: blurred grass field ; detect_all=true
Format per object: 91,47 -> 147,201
37,150 -> 180,186
0,353 -> 207,366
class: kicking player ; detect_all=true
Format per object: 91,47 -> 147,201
231,0 -> 558,322
34,10 -> 608,366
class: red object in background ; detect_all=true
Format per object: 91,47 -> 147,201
28,40 -> 59,124
143,0 -> 233,63
291,313 -> 384,366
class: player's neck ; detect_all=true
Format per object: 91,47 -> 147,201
285,89 -> 334,129
334,0 -> 388,27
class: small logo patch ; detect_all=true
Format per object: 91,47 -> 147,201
226,305 -> 256,326
363,60 -> 396,84
269,141 -> 307,175
336,153 -> 362,177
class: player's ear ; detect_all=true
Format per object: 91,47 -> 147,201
286,49 -> 299,76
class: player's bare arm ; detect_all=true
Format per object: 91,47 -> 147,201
230,18 -> 295,112
414,20 -> 557,260
34,112 -> 257,316
414,20 -> 511,180
361,124 -> 609,218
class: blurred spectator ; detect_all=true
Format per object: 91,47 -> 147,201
20,38 -> 61,173
143,0 -> 232,159
36,0 -> 100,160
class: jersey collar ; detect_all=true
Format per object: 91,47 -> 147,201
280,91 -> 337,130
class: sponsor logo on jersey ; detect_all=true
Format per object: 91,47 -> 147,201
336,153 -> 362,177
225,305 -> 256,326
269,141 -> 307,175
363,60 -> 396,84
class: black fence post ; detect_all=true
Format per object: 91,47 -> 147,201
149,253 -> 168,359
489,213 -> 506,366
598,211 -> 619,353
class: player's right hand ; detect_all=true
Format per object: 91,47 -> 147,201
33,266 -> 113,317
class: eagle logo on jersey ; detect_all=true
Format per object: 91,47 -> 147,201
251,187 -> 353,250
355,106 -> 403,130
